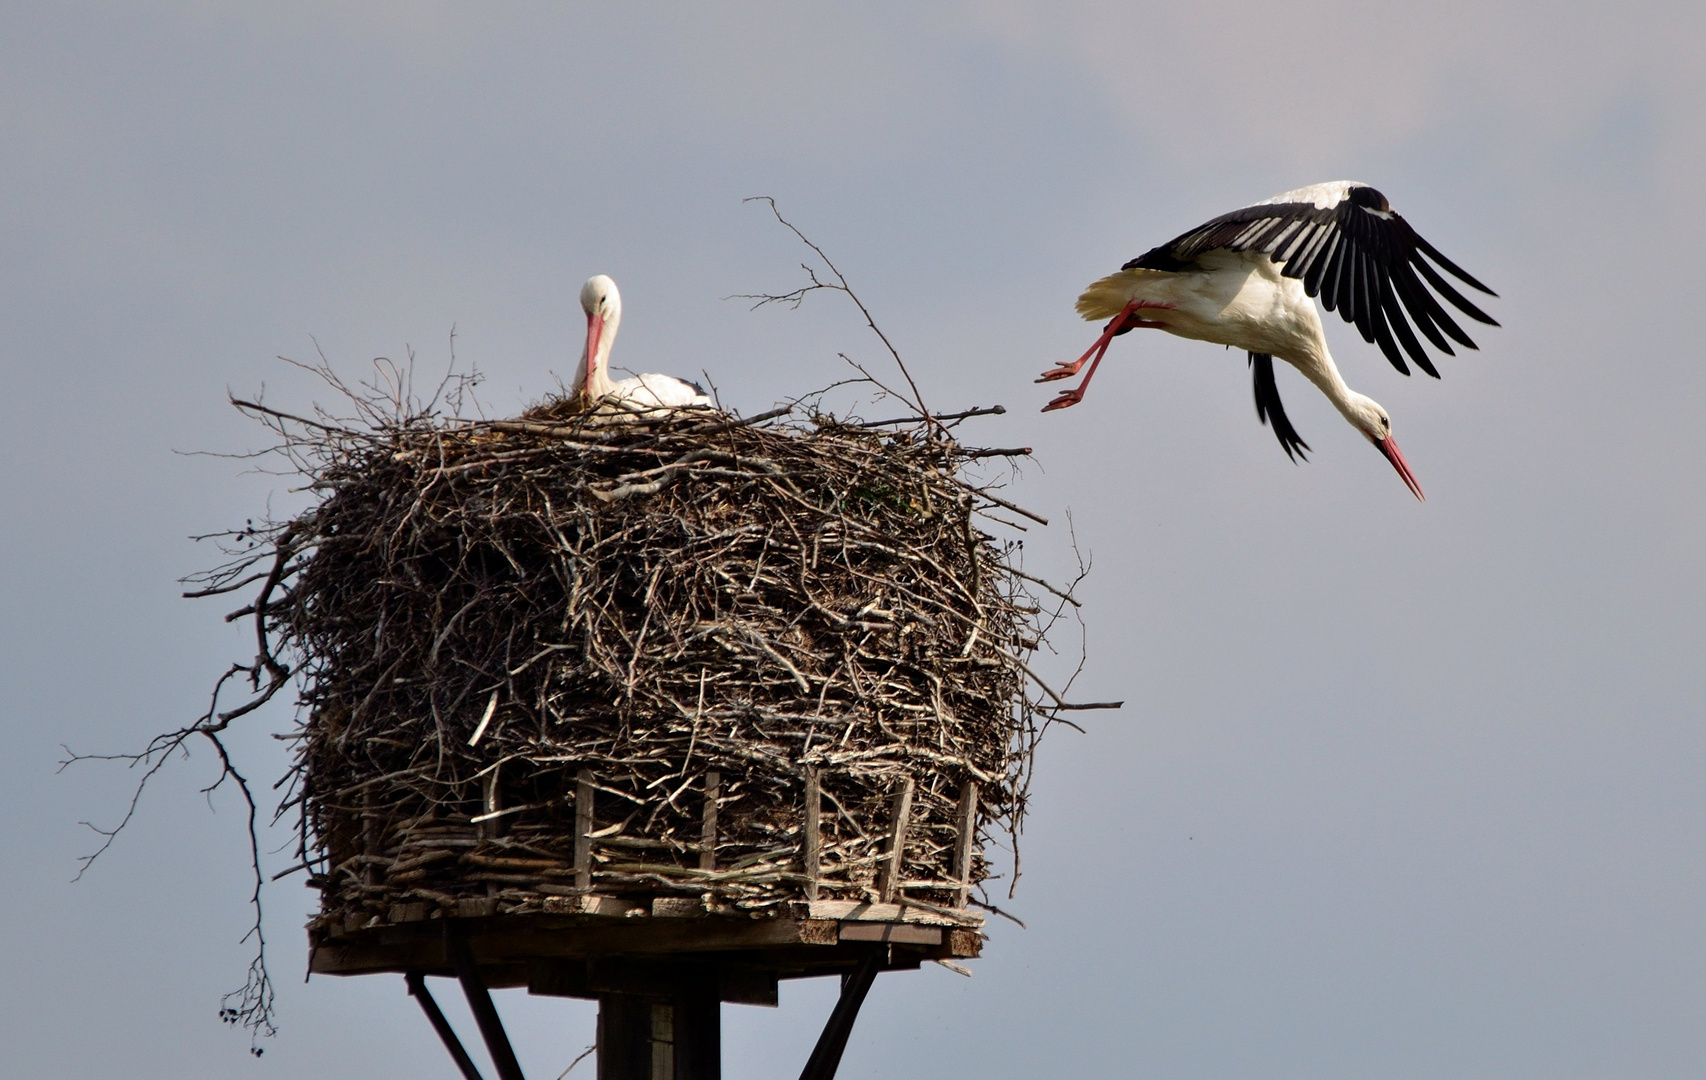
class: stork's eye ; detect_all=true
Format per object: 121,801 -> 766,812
1381,417 -> 1390,430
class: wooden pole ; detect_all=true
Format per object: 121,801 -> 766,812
671,969 -> 721,1080
597,994 -> 650,1080
576,768 -> 595,892
877,778 -> 914,903
480,765 -> 504,841
953,781 -> 979,908
597,970 -> 721,1080
447,930 -> 527,1080
803,769 -> 821,901
699,771 -> 720,872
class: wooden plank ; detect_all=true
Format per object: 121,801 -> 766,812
312,939 -> 446,976
698,771 -> 720,872
314,914 -> 877,978
802,768 -> 821,901
837,922 -> 941,946
315,916 -> 843,973
953,780 -> 979,907
575,768 -> 594,891
388,901 -> 430,923
529,959 -> 779,1008
651,897 -> 706,918
542,894 -> 644,917
877,777 -> 914,903
789,900 -> 982,928
479,765 -> 503,840
717,966 -> 779,1008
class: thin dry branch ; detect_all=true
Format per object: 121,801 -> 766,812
736,196 -> 941,436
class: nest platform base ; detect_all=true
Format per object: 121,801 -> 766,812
311,900 -> 983,1080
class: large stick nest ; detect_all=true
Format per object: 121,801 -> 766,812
201,381 -> 1091,932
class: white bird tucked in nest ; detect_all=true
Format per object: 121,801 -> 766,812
572,274 -> 712,414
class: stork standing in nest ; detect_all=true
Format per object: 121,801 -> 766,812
1041,182 -> 1499,499
574,274 -> 712,414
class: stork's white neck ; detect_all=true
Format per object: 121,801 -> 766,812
574,275 -> 623,404
576,320 -> 617,400
1286,342 -> 1386,439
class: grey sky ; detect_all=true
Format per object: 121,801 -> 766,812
3,3 -> 1703,1077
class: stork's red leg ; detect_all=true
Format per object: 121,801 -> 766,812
1041,330 -> 1116,412
1040,301 -> 1169,411
1036,301 -> 1142,384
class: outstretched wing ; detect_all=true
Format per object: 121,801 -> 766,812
1249,353 -> 1310,463
1126,182 -> 1498,378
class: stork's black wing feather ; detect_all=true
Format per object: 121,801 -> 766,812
1126,185 -> 1498,379
1249,353 -> 1310,463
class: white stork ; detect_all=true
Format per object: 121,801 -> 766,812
574,275 -> 712,414
1040,182 -> 1499,499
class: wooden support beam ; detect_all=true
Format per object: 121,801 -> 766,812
837,923 -> 941,945
699,771 -> 720,872
803,769 -> 821,901
953,781 -> 979,908
595,974 -> 721,1080
596,993 -> 650,1080
796,948 -> 883,1080
671,968 -> 721,1080
406,972 -> 488,1080
575,769 -> 594,892
447,929 -> 527,1080
877,778 -> 914,904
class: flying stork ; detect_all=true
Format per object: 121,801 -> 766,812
1039,182 -> 1499,499
574,275 -> 712,414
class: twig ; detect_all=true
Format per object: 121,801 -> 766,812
556,1044 -> 597,1079
857,406 -> 1007,429
738,196 -> 941,436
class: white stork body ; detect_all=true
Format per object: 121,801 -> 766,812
602,371 -> 713,411
1081,249 -> 1326,355
1041,181 -> 1500,499
574,275 -> 711,416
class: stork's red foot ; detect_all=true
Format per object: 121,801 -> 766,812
1041,388 -> 1084,411
1036,361 -> 1085,383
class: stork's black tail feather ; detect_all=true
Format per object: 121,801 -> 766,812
1249,353 -> 1311,463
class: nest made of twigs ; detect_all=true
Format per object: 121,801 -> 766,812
205,389 -> 1090,931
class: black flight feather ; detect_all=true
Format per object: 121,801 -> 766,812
1249,353 -> 1311,463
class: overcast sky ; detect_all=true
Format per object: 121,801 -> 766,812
4,3 -> 1704,1078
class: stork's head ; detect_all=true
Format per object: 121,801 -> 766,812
576,275 -> 622,402
1344,392 -> 1425,500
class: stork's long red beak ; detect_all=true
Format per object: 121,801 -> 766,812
1376,436 -> 1425,501
583,311 -> 603,399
